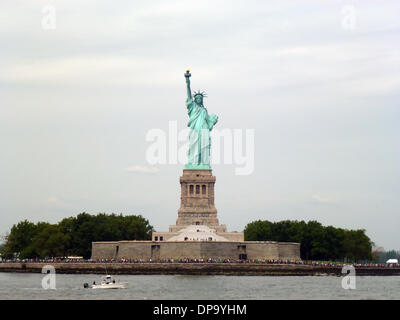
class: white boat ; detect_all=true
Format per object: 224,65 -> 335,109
91,275 -> 126,289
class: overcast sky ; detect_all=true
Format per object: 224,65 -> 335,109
1,0 -> 399,250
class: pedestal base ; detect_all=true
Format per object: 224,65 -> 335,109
152,169 -> 244,242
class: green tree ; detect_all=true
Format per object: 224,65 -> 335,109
244,219 -> 372,261
31,224 -> 70,258
1,213 -> 154,259
244,220 -> 273,241
65,213 -> 153,258
0,220 -> 37,259
342,229 -> 372,261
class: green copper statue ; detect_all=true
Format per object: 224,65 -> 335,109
184,69 -> 218,170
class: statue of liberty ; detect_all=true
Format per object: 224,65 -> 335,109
184,70 -> 218,170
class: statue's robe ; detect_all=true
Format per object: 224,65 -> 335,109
186,97 -> 218,167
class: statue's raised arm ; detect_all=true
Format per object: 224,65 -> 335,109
184,69 -> 192,100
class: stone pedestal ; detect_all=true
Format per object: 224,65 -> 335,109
173,169 -> 226,232
153,169 -> 244,242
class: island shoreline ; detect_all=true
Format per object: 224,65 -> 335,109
1,263 -> 400,276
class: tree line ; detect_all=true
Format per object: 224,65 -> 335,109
0,213 -> 153,259
244,220 -> 372,261
1,214 -> 374,261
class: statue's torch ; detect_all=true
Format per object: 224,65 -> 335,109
184,69 -> 191,78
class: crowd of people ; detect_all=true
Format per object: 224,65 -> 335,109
0,257 -> 399,268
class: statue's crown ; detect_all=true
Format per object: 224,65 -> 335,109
193,90 -> 207,98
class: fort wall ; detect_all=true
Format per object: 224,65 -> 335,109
91,240 -> 300,261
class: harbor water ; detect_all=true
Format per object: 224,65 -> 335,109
0,273 -> 399,300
